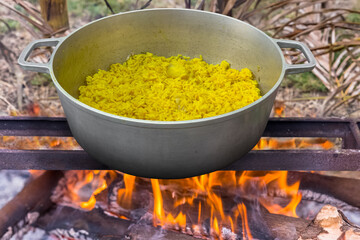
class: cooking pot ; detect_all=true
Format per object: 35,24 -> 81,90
18,9 -> 316,179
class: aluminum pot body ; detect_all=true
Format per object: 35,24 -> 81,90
18,9 -> 315,178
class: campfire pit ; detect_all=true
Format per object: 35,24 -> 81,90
0,117 -> 360,239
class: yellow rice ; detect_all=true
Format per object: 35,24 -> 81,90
78,52 -> 261,121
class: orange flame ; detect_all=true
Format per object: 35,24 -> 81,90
55,169 -> 304,238
274,101 -> 285,117
28,170 -> 46,178
253,137 -> 334,150
197,202 -> 201,224
151,179 -> 187,230
44,134 -> 325,239
117,174 -> 136,208
212,216 -> 220,237
149,170 -> 303,238
238,203 -> 253,240
257,171 -> 301,217
62,170 -> 114,210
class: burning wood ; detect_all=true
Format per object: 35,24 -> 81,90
33,203 -> 360,240
46,170 -> 360,239
0,170 -> 359,239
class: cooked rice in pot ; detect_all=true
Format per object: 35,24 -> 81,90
78,52 -> 261,121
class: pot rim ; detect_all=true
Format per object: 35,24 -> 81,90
50,8 -> 287,127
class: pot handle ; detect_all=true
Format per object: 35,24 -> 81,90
18,37 -> 64,74
273,39 -> 316,75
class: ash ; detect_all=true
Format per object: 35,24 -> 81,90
11,228 -> 50,240
0,170 -> 31,208
298,199 -> 360,226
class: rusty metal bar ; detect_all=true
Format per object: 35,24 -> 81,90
0,149 -> 104,170
0,149 -> 359,171
349,121 -> 360,149
262,118 -> 360,149
225,150 -> 360,171
0,117 -> 72,137
0,116 -> 359,140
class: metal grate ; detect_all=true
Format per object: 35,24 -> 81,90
0,117 -> 359,171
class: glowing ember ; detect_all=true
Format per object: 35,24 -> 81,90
1,136 -> 81,150
253,137 -> 335,150
273,101 -> 285,117
28,170 -> 46,178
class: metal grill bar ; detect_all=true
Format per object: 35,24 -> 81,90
262,118 -> 360,149
0,117 -> 359,170
225,150 -> 360,171
0,117 -> 72,137
0,149 -> 359,171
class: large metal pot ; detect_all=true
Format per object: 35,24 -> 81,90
18,9 -> 316,179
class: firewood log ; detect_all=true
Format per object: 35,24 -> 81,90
0,171 -> 63,237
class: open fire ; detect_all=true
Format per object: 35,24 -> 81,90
47,167 -> 360,240
1,117 -> 360,239
50,170 -> 304,239
1,134 -> 341,239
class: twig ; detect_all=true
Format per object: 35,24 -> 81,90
323,92 -> 360,116
222,0 -> 237,15
0,95 -> 17,112
103,0 -> 115,14
38,97 -> 60,101
15,65 -> 24,111
184,0 -> 191,9
140,0 -> 152,9
321,71 -> 360,116
210,0 -> 217,12
46,0 -> 52,21
7,14 -> 40,38
0,79 -> 14,88
0,18 -> 12,32
235,0 -> 256,19
321,81 -> 348,116
0,40 -> 16,66
15,0 -> 45,24
196,0 -> 206,10
273,12 -> 343,38
284,96 -> 328,101
0,1 -> 53,36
